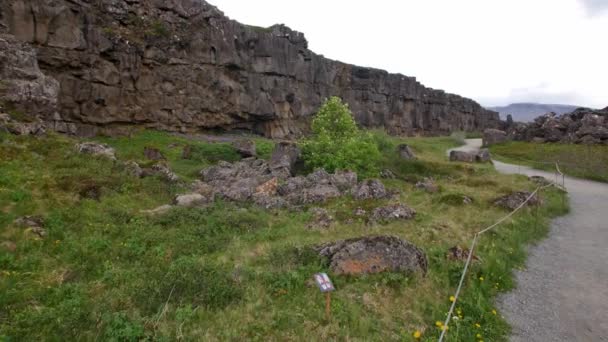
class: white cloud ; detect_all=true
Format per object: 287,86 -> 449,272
208,0 -> 608,108
580,0 -> 608,15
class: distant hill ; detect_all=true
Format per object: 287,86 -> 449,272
488,103 -> 580,122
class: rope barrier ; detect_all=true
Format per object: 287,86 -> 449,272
438,163 -> 566,342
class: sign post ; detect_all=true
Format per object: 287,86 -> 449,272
314,273 -> 335,320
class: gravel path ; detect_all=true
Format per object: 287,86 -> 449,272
452,139 -> 608,341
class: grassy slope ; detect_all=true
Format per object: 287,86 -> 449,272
490,141 -> 608,183
0,130 -> 567,341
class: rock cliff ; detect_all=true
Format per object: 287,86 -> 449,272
0,0 -> 500,138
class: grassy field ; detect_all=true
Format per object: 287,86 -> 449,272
490,141 -> 608,183
0,130 -> 568,341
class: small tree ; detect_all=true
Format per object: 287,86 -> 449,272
302,97 -> 380,177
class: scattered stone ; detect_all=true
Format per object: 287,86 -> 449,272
370,204 -> 416,223
397,144 -> 416,160
446,246 -> 479,262
144,147 -> 165,160
494,191 -> 541,210
482,128 -> 508,146
351,179 -> 388,200
306,207 -> 334,229
233,139 -> 257,157
141,204 -> 173,215
415,178 -> 438,193
1,241 -> 17,253
76,142 -> 116,160
462,196 -> 473,205
449,150 -> 475,163
317,235 -> 428,275
380,169 -> 396,179
174,193 -> 208,207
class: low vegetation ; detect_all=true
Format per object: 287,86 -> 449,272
490,141 -> 608,183
0,126 -> 568,340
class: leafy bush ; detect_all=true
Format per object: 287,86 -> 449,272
301,97 -> 381,178
449,131 -> 466,145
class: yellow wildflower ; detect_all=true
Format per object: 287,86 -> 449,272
413,330 -> 422,339
476,333 -> 482,338
492,309 -> 497,315
479,276 -> 484,281
449,295 -> 455,302
435,321 -> 443,327
475,323 -> 481,328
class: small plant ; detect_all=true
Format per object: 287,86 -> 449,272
301,97 -> 381,178
450,131 -> 466,145
149,20 -> 170,38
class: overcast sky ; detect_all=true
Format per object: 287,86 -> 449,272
208,0 -> 607,108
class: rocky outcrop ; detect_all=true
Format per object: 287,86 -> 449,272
317,235 -> 428,276
449,149 -> 492,163
0,0 -> 499,138
508,107 -> 608,145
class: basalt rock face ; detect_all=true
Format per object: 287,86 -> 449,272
0,0 -> 500,138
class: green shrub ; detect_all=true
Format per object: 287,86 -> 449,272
101,312 -> 145,342
301,97 -> 381,178
449,131 -> 466,145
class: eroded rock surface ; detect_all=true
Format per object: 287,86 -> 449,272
0,0 -> 499,138
494,191 -> 541,211
317,235 -> 428,275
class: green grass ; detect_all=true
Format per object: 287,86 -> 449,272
0,130 -> 568,341
490,141 -> 608,183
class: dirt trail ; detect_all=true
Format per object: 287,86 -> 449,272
452,139 -> 608,342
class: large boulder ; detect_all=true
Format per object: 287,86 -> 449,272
449,150 -> 475,163
482,129 -> 508,146
317,235 -> 428,275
